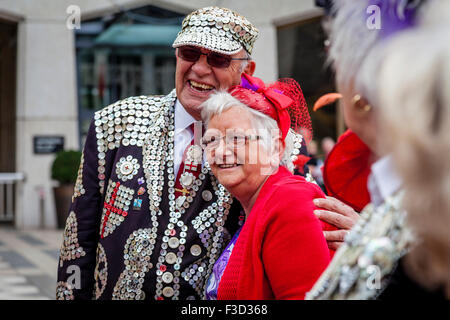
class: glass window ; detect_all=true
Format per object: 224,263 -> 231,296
74,5 -> 183,145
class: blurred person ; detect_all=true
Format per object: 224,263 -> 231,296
201,74 -> 336,300
321,136 -> 335,159
307,139 -> 319,157
306,140 -> 326,190
375,2 -> 450,298
307,0 -> 433,299
307,136 -> 336,192
56,6 -> 309,300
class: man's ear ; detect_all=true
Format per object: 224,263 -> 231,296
243,60 -> 256,76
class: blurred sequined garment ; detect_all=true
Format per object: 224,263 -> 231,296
306,191 -> 415,300
56,89 -> 307,300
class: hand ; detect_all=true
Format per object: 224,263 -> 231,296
313,196 -> 360,250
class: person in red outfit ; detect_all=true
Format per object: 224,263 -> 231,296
200,74 -> 335,300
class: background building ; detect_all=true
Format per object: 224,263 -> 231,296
0,0 -> 339,229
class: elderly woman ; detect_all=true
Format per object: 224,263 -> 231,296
200,74 -> 335,300
306,0 -> 434,299
375,3 -> 450,298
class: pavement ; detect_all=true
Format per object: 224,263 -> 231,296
0,226 -> 62,300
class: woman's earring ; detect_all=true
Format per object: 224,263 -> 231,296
352,94 -> 372,112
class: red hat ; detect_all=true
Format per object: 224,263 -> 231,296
323,129 -> 372,212
229,73 -> 312,142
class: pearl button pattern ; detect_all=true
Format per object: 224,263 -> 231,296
173,6 -> 259,55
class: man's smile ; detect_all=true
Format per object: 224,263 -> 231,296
188,80 -> 215,92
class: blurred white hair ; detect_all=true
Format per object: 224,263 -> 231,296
355,0 -> 447,108
328,0 -> 433,102
327,0 -> 381,94
200,91 -> 295,172
239,51 -> 252,73
375,1 -> 450,297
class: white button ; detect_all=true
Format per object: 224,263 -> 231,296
162,272 -> 174,284
165,252 -> 177,264
120,161 -> 134,175
162,286 -> 174,297
190,244 -> 202,256
202,190 -> 213,202
168,237 -> 180,249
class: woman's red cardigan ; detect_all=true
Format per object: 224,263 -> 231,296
217,166 -> 336,300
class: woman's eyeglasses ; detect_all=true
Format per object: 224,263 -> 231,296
201,133 -> 261,150
177,46 -> 250,68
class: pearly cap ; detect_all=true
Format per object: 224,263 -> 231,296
172,6 -> 259,55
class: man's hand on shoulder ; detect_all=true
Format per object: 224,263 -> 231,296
313,196 -> 360,250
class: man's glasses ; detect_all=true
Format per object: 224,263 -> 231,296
177,46 -> 250,68
201,133 -> 261,150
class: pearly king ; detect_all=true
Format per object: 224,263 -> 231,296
57,90 -> 241,300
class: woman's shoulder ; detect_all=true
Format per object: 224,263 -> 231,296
270,171 -> 325,203
259,169 -> 325,221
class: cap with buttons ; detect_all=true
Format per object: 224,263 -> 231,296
172,6 -> 259,55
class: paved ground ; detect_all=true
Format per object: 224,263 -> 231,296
0,226 -> 62,300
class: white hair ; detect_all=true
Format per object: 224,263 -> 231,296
201,91 -> 294,171
327,0 -> 381,94
329,0 -> 434,107
375,1 -> 450,297
239,50 -> 252,73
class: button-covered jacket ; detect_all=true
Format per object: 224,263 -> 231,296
56,89 -> 308,300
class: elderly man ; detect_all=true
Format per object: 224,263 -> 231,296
56,6 -> 308,300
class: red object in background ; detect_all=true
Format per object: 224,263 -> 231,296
323,129 -> 372,212
293,154 -> 311,175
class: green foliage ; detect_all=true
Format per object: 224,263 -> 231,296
51,150 -> 82,184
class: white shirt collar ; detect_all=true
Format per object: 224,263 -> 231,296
174,99 -> 195,131
367,155 -> 403,207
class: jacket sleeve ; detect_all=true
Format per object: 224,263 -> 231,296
56,119 -> 103,300
261,183 -> 332,300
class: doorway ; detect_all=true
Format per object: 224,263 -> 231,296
0,18 -> 17,224
0,18 -> 17,173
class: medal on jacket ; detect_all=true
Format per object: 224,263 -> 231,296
179,145 -> 202,190
175,145 -> 202,209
